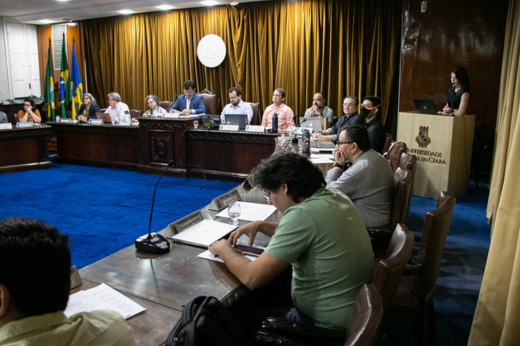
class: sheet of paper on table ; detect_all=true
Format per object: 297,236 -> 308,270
65,283 -> 145,319
215,201 -> 277,222
309,153 -> 334,164
171,219 -> 237,247
198,249 -> 259,263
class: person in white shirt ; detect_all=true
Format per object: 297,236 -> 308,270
220,87 -> 253,124
106,92 -> 131,123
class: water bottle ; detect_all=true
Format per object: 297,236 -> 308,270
302,129 -> 311,153
272,113 -> 278,132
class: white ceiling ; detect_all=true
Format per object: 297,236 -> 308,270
0,0 -> 270,25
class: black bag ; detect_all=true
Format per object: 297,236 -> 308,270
165,296 -> 252,346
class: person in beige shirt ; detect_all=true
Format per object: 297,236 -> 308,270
0,218 -> 137,346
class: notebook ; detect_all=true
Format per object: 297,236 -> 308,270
413,99 -> 438,115
299,117 -> 323,132
96,112 -> 112,123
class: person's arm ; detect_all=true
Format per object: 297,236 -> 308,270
220,106 -> 227,123
209,240 -> 290,290
245,104 -> 254,124
170,96 -> 182,113
228,220 -> 279,246
120,104 -> 131,122
261,109 -> 268,127
191,94 -> 206,114
18,110 -> 28,122
454,92 -> 470,116
438,103 -> 453,115
27,109 -> 41,123
280,107 -> 295,130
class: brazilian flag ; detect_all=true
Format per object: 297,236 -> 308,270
59,37 -> 71,118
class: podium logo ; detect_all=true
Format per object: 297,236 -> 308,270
415,126 -> 431,148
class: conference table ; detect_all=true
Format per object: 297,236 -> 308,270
0,124 -> 52,174
76,139 -> 334,345
50,117 -> 280,181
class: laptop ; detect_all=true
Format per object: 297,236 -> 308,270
96,112 -> 112,123
413,99 -> 438,115
223,114 -> 248,130
299,117 -> 323,132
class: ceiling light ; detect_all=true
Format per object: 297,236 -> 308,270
156,5 -> 174,10
230,1 -> 239,5
56,0 -> 71,2
66,22 -> 78,26
39,19 -> 54,24
201,1 -> 219,6
118,9 -> 135,15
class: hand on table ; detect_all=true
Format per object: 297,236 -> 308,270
228,221 -> 261,246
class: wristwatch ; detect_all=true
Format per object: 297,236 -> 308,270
334,162 -> 345,170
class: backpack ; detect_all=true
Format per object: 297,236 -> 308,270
165,295 -> 252,346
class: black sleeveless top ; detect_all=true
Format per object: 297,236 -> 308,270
447,87 -> 469,109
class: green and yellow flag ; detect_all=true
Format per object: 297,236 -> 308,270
59,36 -> 71,118
43,39 -> 55,122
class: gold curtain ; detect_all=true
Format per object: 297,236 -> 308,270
82,0 -> 401,127
469,0 -> 520,344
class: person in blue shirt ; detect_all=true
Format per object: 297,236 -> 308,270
220,87 -> 253,124
168,80 -> 206,115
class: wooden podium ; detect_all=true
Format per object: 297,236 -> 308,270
397,112 -> 474,199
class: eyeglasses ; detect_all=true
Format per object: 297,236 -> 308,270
263,191 -> 271,202
335,140 -> 354,146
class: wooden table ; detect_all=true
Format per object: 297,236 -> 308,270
0,124 -> 52,174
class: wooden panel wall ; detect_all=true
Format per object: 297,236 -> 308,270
399,0 -> 509,173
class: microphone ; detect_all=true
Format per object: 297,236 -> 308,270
135,160 -> 175,254
300,118 -> 307,124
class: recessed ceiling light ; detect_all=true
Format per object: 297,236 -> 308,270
201,1 -> 219,6
66,22 -> 78,26
118,9 -> 135,15
56,0 -> 71,2
156,5 -> 174,10
230,1 -> 239,5
39,19 -> 54,24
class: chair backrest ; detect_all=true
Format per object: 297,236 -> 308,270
99,108 -> 107,113
159,101 -> 174,111
390,167 -> 414,225
247,102 -> 260,125
381,133 -> 392,155
201,93 -> 217,115
130,109 -> 142,119
398,152 -> 417,221
385,141 -> 407,171
415,191 -> 456,298
372,224 -> 414,320
344,284 -> 384,346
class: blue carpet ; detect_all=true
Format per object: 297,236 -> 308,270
0,163 -> 239,269
383,181 -> 490,345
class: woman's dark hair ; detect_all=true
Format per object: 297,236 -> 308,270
251,152 -> 325,203
24,99 -> 36,110
452,66 -> 470,93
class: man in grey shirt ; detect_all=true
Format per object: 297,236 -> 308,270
325,124 -> 394,228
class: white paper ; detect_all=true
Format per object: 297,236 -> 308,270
215,201 -> 277,222
198,249 -> 259,263
171,219 -> 237,247
65,283 -> 145,319
310,153 -> 334,164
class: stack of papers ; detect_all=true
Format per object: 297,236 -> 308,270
65,283 -> 145,319
309,153 -> 334,164
215,202 -> 277,222
171,220 -> 237,247
198,249 -> 259,263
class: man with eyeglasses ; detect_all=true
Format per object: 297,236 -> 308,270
326,124 -> 394,228
220,87 -> 253,124
359,96 -> 386,153
261,88 -> 295,130
208,152 -> 373,333
312,95 -> 359,142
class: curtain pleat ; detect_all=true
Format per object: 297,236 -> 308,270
83,0 -> 401,127
469,0 -> 520,344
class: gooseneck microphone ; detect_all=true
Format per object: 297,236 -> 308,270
135,160 -> 175,254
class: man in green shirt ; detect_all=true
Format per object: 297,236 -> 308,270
0,218 -> 136,346
209,152 -> 373,330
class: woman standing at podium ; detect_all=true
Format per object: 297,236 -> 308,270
438,66 -> 470,116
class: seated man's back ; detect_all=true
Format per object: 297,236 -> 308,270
266,188 -> 374,329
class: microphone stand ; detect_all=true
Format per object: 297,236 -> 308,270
135,160 -> 174,254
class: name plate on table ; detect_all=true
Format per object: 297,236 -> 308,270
169,210 -> 205,235
164,113 -> 180,118
70,265 -> 83,290
89,119 -> 104,125
115,121 -> 131,126
208,189 -> 241,211
16,122 -> 35,128
219,124 -> 239,131
0,123 -> 13,129
60,118 -> 72,123
245,125 -> 265,132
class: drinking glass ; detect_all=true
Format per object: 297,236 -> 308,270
227,202 -> 241,226
56,116 -> 60,123
193,120 -> 199,129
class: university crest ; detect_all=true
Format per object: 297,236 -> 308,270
415,126 -> 431,148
